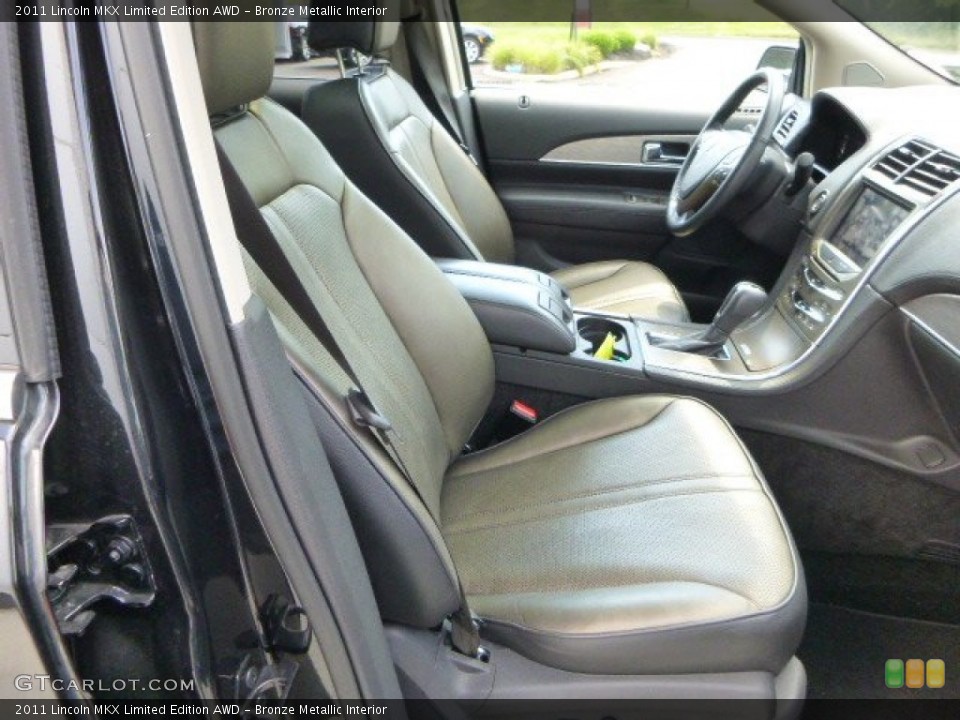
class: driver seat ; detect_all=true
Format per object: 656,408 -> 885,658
303,18 -> 690,323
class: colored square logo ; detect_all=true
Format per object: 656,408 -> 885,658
885,659 -> 904,688
927,659 -> 945,689
906,659 -> 925,688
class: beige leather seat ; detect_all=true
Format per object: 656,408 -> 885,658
195,22 -> 804,678
302,19 -> 690,323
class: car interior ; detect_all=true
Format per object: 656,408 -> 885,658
5,1 -> 960,714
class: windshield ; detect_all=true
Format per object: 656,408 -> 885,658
835,11 -> 960,83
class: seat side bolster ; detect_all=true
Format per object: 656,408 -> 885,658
480,573 -> 807,676
341,183 -> 495,460
302,77 -> 482,261
377,67 -> 518,266
472,582 -> 762,635
428,123 -> 516,266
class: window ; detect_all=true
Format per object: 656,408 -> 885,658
273,21 -> 343,80
457,2 -> 799,105
833,7 -> 960,83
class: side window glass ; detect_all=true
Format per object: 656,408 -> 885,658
273,21 -> 343,80
455,4 -> 799,104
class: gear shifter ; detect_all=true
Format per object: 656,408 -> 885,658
656,282 -> 768,356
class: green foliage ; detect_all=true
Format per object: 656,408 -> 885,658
614,29 -> 639,52
564,42 -> 604,73
581,30 -> 619,57
640,31 -> 659,50
490,43 -> 562,74
490,41 -> 603,75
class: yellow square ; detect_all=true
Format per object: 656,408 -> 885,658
927,659 -> 945,689
906,659 -> 925,688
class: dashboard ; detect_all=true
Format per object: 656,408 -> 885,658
768,86 -> 960,343
643,84 -> 960,481
797,95 -> 867,180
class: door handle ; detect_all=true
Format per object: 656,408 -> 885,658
642,141 -> 688,166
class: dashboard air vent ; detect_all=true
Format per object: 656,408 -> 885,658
775,109 -> 799,142
874,139 -> 960,198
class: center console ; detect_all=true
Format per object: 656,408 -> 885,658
437,131 -> 960,482
441,137 -> 950,402
781,185 -> 913,344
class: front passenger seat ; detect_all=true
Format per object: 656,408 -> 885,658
303,18 -> 690,323
195,20 -> 804,691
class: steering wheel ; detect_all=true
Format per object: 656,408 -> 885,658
667,69 -> 786,237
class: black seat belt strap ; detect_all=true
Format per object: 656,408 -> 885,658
215,142 -> 483,659
403,18 -> 479,167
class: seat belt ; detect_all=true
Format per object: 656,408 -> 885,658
214,142 -> 483,660
403,18 -> 480,167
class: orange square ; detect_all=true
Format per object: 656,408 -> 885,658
927,659 -> 945,689
906,659 -> 925,688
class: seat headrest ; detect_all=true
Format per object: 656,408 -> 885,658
308,1 -> 402,56
193,22 -> 275,116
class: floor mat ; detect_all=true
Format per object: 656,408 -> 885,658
799,603 -> 960,699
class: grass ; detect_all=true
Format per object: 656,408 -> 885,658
481,21 -> 797,76
490,41 -> 603,74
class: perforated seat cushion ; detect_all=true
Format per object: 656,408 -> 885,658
442,395 -> 805,675
551,261 -> 690,322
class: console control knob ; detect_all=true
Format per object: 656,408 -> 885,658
810,190 -> 830,216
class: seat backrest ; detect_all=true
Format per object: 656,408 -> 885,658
305,19 -> 516,265
193,21 -> 495,627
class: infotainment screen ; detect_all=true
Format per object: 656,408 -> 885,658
830,188 -> 911,268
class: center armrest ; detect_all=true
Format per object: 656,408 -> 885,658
437,260 -> 576,354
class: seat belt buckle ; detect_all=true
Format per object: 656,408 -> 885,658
448,610 -> 489,662
509,400 -> 539,424
346,388 -> 392,431
489,399 -> 539,445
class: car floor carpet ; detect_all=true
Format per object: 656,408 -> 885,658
799,602 -> 960,700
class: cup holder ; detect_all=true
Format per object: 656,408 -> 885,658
577,318 -> 632,362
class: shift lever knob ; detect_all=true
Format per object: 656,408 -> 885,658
709,282 -> 769,340
657,281 -> 768,355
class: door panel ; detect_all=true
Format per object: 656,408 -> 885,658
474,87 -> 709,161
498,185 -> 673,270
472,86 -> 781,320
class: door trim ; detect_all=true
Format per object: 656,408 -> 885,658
541,134 -> 697,168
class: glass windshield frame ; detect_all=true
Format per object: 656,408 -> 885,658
832,9 -> 960,84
